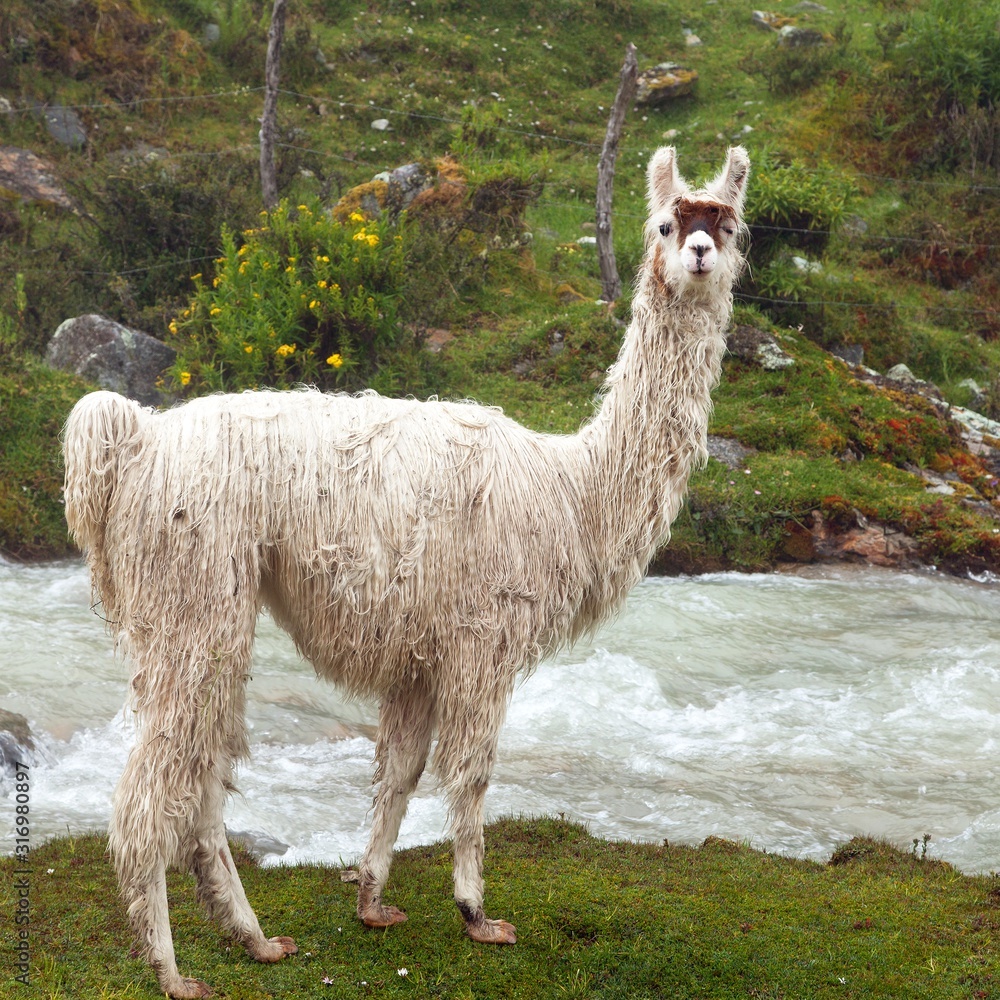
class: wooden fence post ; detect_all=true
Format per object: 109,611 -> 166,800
596,42 -> 638,303
259,0 -> 288,211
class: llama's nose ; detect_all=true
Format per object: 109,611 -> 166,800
692,241 -> 712,259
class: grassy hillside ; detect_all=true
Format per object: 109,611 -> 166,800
6,820 -> 1000,999
1,0 -> 999,569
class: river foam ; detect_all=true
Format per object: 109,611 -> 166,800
3,560 -> 999,872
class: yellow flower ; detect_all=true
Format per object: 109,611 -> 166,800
331,283 -> 340,293
287,256 -> 297,263
190,273 -> 202,281
349,211 -> 365,223
275,343 -> 296,358
212,276 -> 222,287
318,255 -> 330,263
326,353 -> 343,368
179,371 -> 191,386
285,265 -> 295,273
209,307 -> 222,316
317,279 -> 328,289
309,299 -> 320,309
259,209 -> 269,217
238,246 -> 249,256
297,204 -> 310,212
366,234 -> 379,247
353,230 -> 368,242
168,320 -> 179,335
244,345 -> 253,353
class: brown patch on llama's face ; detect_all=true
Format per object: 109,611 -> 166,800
655,196 -> 739,280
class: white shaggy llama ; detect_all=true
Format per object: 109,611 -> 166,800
63,145 -> 749,998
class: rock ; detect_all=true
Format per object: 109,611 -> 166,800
635,63 -> 698,107
756,341 -> 795,371
885,362 -> 917,383
792,255 -> 822,273
808,510 -> 921,569
201,22 -> 220,45
32,101 -> 87,149
685,33 -> 703,46
842,214 -> 868,238
0,709 -> 34,775
707,434 -> 755,469
726,324 -> 794,370
0,97 -> 12,114
226,828 -> 290,862
778,25 -> 831,47
753,10 -> 797,30
576,235 -> 597,245
0,145 -> 76,211
830,344 -> 864,367
333,157 -> 465,222
45,314 -> 176,407
791,0 -> 829,10
957,378 -> 986,411
370,118 -> 391,131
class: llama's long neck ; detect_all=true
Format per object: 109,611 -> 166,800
578,261 -> 733,594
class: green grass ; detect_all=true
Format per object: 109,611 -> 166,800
2,0 -> 1000,568
6,819 -> 1000,999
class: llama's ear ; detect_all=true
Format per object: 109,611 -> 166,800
708,146 -> 750,214
647,147 -> 684,212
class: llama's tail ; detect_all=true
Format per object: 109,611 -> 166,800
63,390 -> 147,556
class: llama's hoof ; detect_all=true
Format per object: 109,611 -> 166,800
252,935 -> 298,963
466,917 -> 517,945
165,977 -> 213,999
360,903 -> 408,929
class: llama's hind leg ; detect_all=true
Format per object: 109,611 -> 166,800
357,675 -> 435,929
189,776 -> 298,963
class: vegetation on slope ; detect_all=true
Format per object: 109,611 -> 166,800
0,0 -> 999,571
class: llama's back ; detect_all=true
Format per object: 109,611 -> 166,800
66,389 -> 603,694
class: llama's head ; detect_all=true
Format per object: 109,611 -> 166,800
645,146 -> 750,294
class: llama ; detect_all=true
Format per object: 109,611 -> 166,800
62,145 -> 748,998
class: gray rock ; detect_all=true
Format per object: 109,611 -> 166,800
226,828 -> 290,861
830,343 -> 864,367
0,709 -> 34,776
726,324 -> 793,370
756,341 -> 795,371
370,118 -> 391,131
778,25 -> 831,47
791,0 -> 829,11
885,363 -> 917,383
202,23 -> 220,45
46,314 -> 176,407
34,102 -> 87,149
0,145 -> 76,211
707,435 -> 755,469
842,214 -> 868,238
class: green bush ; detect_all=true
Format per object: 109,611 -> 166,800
167,199 -> 408,393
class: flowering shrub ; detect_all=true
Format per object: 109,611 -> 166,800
167,200 -> 406,393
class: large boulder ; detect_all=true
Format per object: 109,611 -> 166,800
46,314 -> 176,407
635,63 -> 698,107
0,145 -> 76,211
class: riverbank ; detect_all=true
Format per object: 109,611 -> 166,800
4,818 -> 999,1000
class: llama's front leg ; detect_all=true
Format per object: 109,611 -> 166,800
447,775 -> 517,944
189,777 -> 297,963
436,700 -> 516,945
357,678 -> 434,929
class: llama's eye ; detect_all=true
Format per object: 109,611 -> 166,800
658,222 -> 672,237
722,227 -> 735,236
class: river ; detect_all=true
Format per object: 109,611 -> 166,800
2,559 -> 999,873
